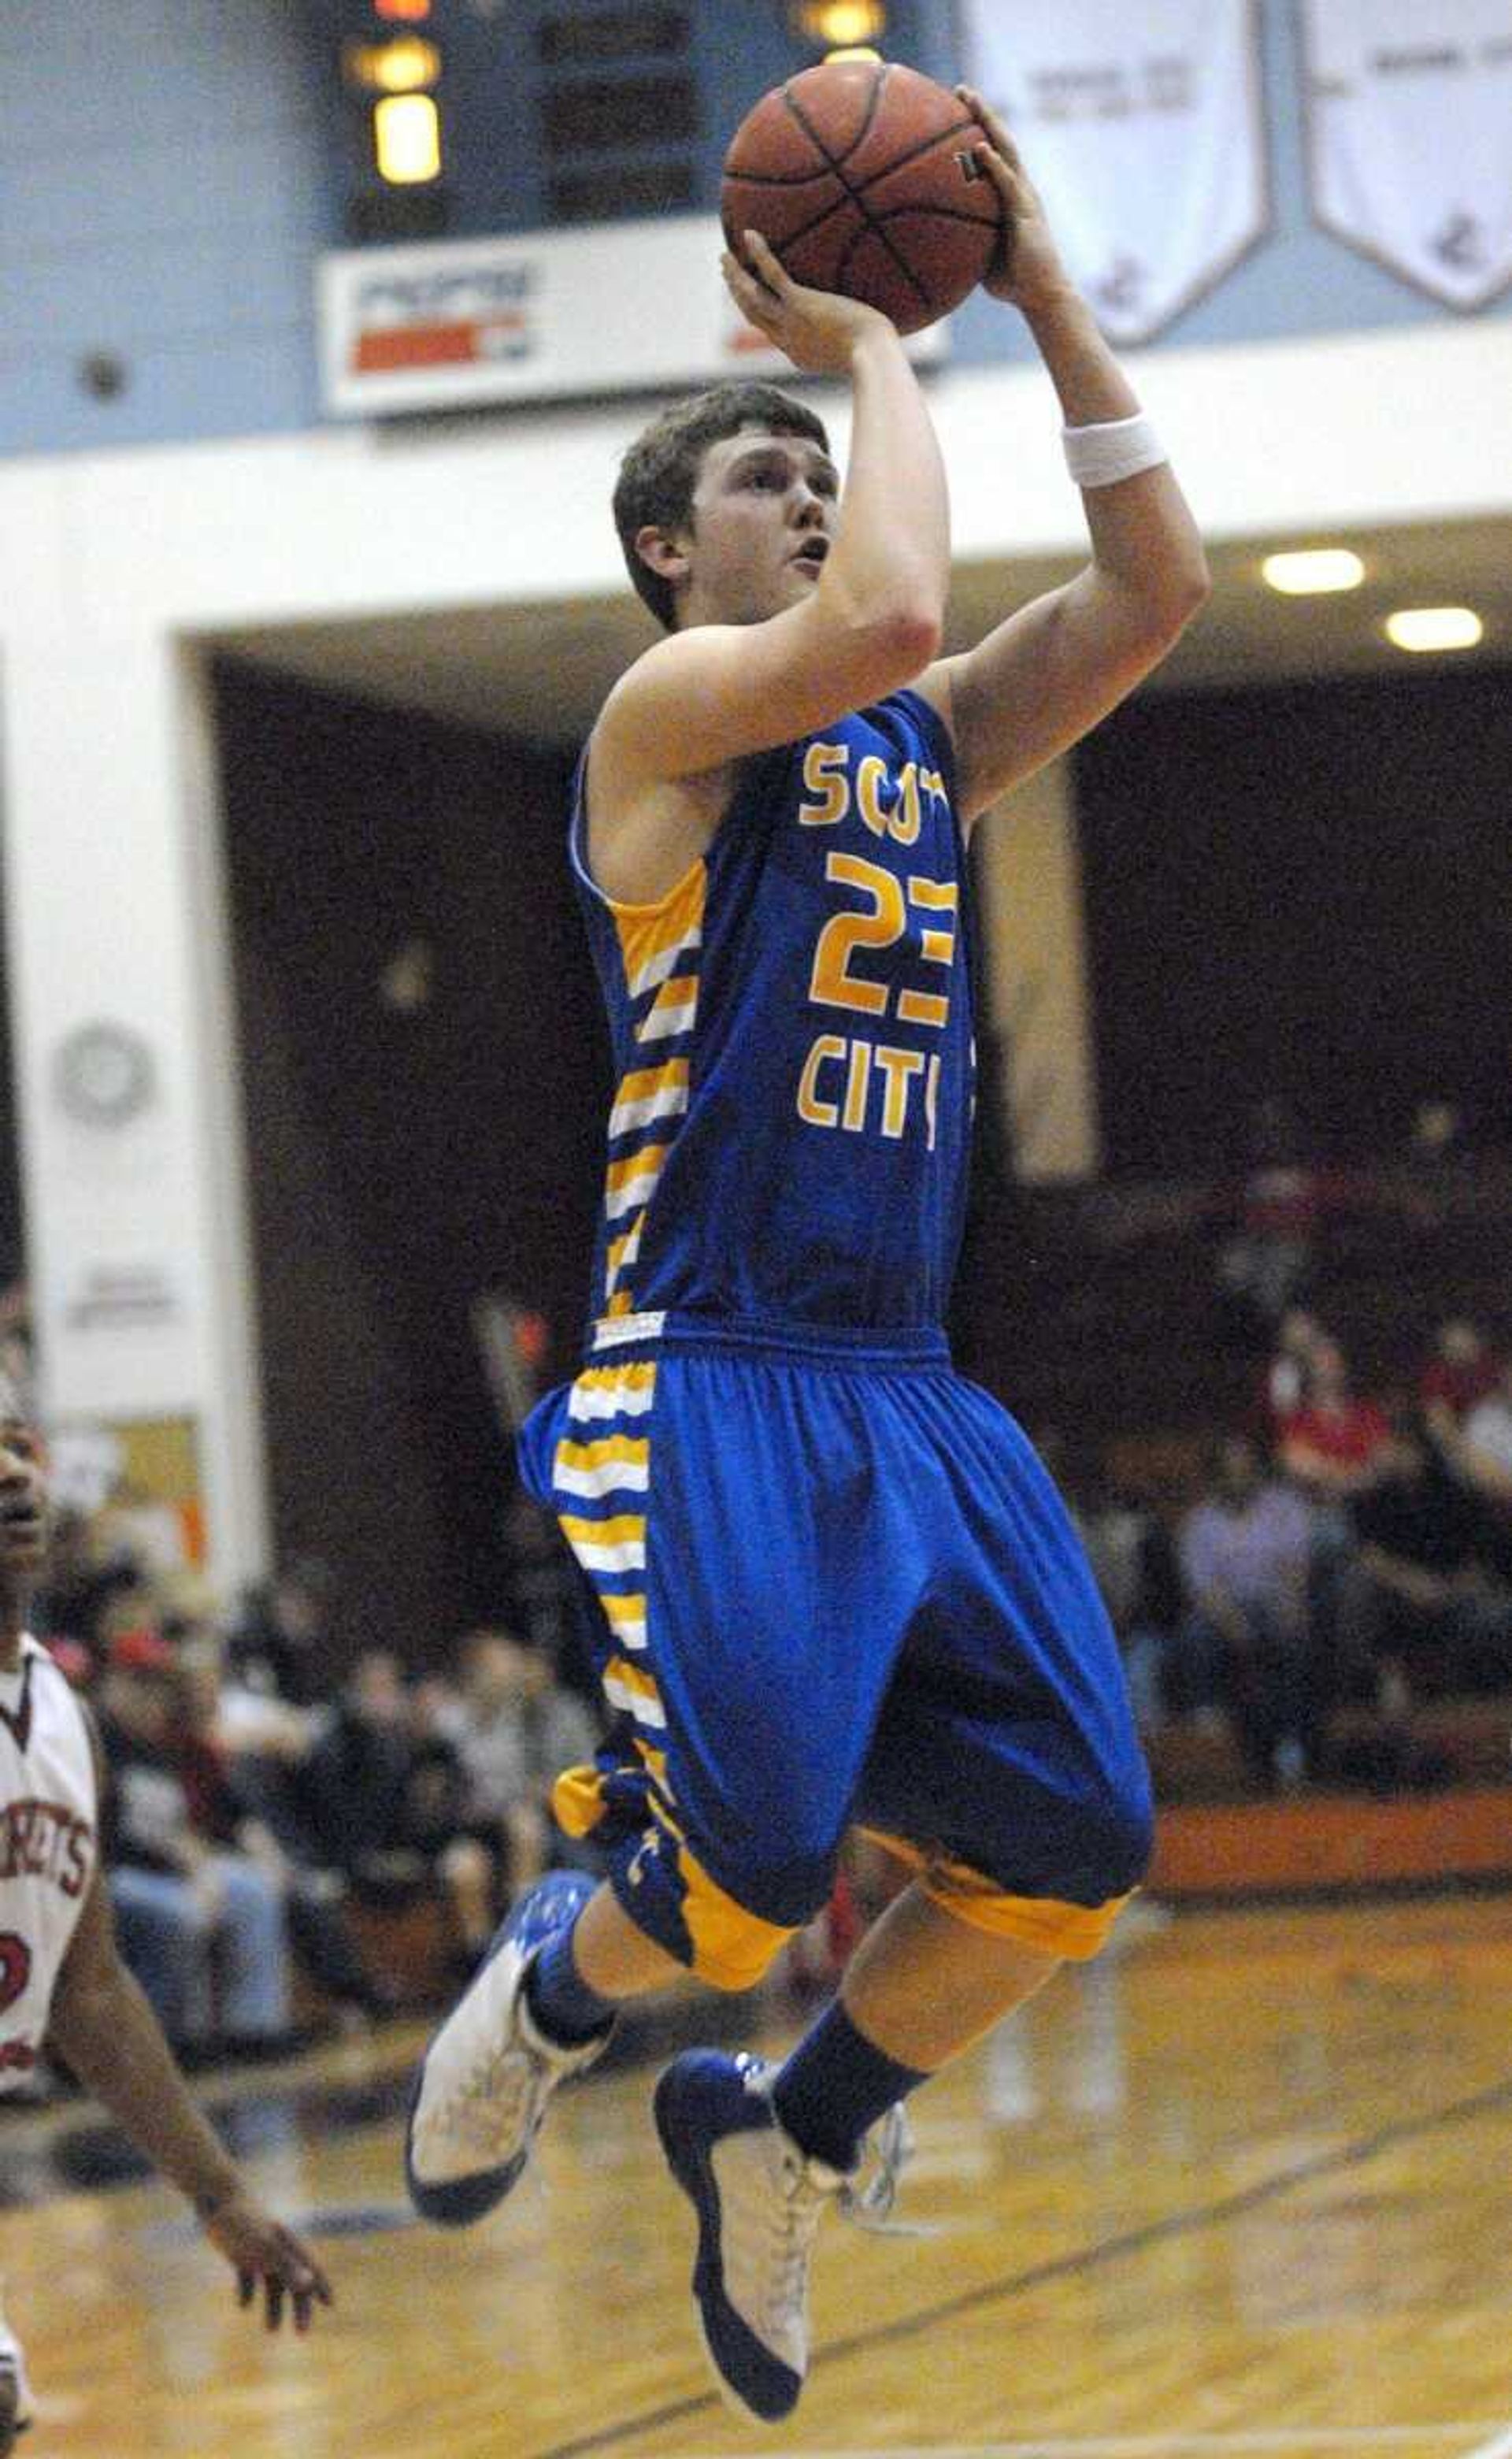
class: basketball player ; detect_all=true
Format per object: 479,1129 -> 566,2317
0,1387 -> 332,2452
408,97 -> 1208,2421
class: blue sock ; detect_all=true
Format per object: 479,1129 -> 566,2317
770,1998 -> 928,2173
524,1921 -> 618,2045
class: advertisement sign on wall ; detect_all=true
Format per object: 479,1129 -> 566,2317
318,213 -> 947,418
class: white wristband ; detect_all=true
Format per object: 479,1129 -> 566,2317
1062,412 -> 1167,489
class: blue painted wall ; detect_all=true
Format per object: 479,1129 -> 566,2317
0,0 -> 337,456
0,1 -> 1505,460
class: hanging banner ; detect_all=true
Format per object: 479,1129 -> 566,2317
1301,3 -> 1512,311
957,0 -> 1269,345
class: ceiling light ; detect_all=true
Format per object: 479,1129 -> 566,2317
790,2 -> 888,46
1384,606 -> 1484,654
1261,549 -> 1366,595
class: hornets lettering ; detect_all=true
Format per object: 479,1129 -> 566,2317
795,738 -> 958,1152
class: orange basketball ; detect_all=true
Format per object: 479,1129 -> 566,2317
721,58 -> 1006,338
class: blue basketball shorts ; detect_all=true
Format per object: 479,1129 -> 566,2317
516,1323 -> 1153,1990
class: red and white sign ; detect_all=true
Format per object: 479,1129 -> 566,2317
1302,1 -> 1512,311
959,0 -> 1270,345
318,214 -> 946,417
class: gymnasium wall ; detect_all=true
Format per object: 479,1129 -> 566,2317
2,0 -> 1509,464
215,662 -> 599,1652
1074,666 -> 1512,1177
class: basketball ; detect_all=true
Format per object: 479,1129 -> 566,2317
721,58 -> 1006,338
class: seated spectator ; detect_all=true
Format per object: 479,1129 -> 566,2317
225,1557 -> 337,1712
1214,1099 -> 1336,1333
1259,1307 -> 1329,1444
1457,1359 -> 1512,1574
432,1629 -> 601,1965
1065,1452 -> 1183,1734
1277,1337 -> 1395,1504
1459,1358 -> 1512,1504
299,1649 -> 443,1894
1174,1435 -> 1319,1788
30,1507 -> 144,1656
183,1637 -> 401,2028
1335,1416 -> 1512,1702
98,1629 -> 294,2063
500,1492 -> 597,1701
1420,1318 -> 1503,1444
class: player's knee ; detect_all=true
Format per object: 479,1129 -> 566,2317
678,1867 -> 828,1991
1084,1784 -> 1155,1900
687,1916 -> 797,1992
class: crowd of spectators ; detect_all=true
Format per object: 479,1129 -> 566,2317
29,1514 -> 607,2071
1059,1309 -> 1512,1795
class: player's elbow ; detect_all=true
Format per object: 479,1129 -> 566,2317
845,601 -> 944,693
888,602 -> 946,670
1154,545 -> 1212,637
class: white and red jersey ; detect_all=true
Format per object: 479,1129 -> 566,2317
0,1637 -> 97,2090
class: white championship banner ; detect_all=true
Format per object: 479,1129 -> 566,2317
318,213 -> 944,418
1301,2 -> 1512,310
958,0 -> 1269,345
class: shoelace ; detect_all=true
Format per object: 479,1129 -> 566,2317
836,2101 -> 921,2234
435,2037 -> 541,2158
764,2153 -> 834,2334
763,2101 -> 928,2335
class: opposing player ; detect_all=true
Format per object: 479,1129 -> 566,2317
0,1385 -> 332,2451
407,96 -> 1208,2422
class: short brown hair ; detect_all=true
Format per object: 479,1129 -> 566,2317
613,382 -> 831,630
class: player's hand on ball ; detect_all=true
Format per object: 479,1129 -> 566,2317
954,87 -> 1073,315
721,231 -> 895,373
202,2188 -> 334,2334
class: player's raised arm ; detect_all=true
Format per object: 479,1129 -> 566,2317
917,92 -> 1210,826
595,234 -> 949,792
47,1776 -> 333,2334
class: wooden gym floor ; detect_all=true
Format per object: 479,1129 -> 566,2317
3,1893 -> 1512,2459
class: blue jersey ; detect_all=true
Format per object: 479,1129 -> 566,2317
571,687 -> 974,1348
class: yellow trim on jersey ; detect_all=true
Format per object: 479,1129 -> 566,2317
605,1217 -> 643,1281
858,1828 -> 1134,1961
607,860 -> 707,996
611,1056 -> 690,1117
599,1587 -> 647,1629
551,1763 -> 609,1841
637,975 -> 699,1037
632,1735 -> 670,1793
575,1362 -> 658,1394
560,1511 -> 646,1551
603,1653 -> 665,1719
557,1434 -> 650,1478
605,1144 -> 671,1200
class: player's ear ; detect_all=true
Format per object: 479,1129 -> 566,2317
634,524 -> 691,591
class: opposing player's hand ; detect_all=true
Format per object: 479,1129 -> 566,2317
954,87 -> 1073,316
202,2188 -> 334,2334
721,230 -> 895,373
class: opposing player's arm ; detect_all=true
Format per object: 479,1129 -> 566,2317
48,1713 -> 332,2329
593,239 -> 947,805
916,95 -> 1210,827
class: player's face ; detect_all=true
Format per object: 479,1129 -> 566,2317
0,1419 -> 50,1583
682,426 -> 840,626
